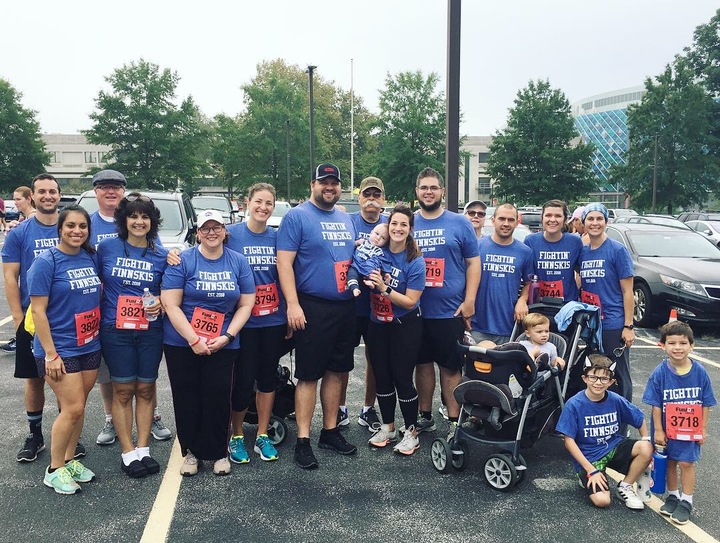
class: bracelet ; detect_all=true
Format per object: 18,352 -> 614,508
44,353 -> 59,363
640,436 -> 651,441
587,469 -> 600,478
189,337 -> 201,347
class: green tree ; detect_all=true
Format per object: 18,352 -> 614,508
85,59 -> 207,191
487,79 -> 594,205
683,8 -> 720,97
0,78 -> 50,192
369,70 -> 446,201
610,62 -> 720,214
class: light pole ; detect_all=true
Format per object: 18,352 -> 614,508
286,119 -> 291,202
652,134 -> 658,213
307,65 -> 317,181
445,0 -> 461,212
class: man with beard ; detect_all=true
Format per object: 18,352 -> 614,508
412,167 -> 480,436
338,176 -> 387,432
472,203 -> 534,344
277,164 -> 359,469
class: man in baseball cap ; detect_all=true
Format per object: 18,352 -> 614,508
314,164 -> 341,182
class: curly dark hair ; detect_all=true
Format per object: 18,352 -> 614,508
114,193 -> 162,248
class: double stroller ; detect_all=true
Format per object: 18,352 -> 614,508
430,300 -> 600,490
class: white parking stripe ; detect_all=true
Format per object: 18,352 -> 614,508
141,438 -> 183,543
0,316 -> 14,327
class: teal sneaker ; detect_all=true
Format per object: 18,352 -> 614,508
254,434 -> 279,461
65,459 -> 95,483
44,466 -> 81,495
228,436 -> 250,464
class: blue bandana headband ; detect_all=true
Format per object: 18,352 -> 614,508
582,202 -> 608,222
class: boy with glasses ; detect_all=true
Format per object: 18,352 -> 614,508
556,353 -> 653,510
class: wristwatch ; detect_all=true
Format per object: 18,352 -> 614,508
384,286 -> 393,296
623,324 -> 634,330
223,332 -> 235,342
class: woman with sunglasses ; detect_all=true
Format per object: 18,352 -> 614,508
161,209 -> 255,476
463,200 -> 487,239
27,205 -> 101,494
96,193 -> 168,478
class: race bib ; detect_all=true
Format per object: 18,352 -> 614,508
253,283 -> 280,317
665,403 -> 703,441
334,259 -> 351,293
424,257 -> 445,287
539,280 -> 564,300
75,307 -> 100,346
370,292 -> 394,322
116,296 -> 149,330
581,291 -> 603,317
191,307 -> 225,341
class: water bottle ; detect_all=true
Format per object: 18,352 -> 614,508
650,445 -> 667,495
142,288 -> 158,322
528,274 -> 540,305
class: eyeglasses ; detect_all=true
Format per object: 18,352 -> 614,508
585,375 -> 612,384
613,343 -> 627,358
362,190 -> 383,199
466,210 -> 486,218
199,225 -> 224,234
417,186 -> 443,192
96,185 -> 124,192
126,194 -> 150,203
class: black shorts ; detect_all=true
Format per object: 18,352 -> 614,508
14,319 -> 38,379
294,294 -> 356,381
578,438 -> 637,495
237,324 -> 293,393
417,317 -> 465,370
354,316 -> 369,347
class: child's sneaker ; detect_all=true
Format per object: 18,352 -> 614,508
660,494 -> 679,516
671,500 -> 692,525
44,466 -> 81,495
616,483 -> 644,510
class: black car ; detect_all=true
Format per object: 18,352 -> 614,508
605,223 -> 720,328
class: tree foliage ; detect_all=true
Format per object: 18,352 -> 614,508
369,71 -> 446,201
0,78 -> 50,192
85,59 -> 207,191
683,8 -> 720,97
486,80 -> 594,206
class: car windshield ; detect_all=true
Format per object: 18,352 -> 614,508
272,202 -> 292,218
614,209 -> 638,217
79,195 -> 183,235
627,231 -> 720,257
192,196 -> 230,212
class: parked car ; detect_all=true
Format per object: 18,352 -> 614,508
686,220 -> 720,247
268,201 -> 292,228
191,195 -> 236,224
605,223 -> 720,327
613,215 -> 691,230
606,208 -> 638,223
58,195 -> 80,212
518,209 -> 542,232
337,200 -> 361,213
481,223 -> 531,242
677,211 -> 720,223
77,190 -> 197,252
4,202 -> 20,221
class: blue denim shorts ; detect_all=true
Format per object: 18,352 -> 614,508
100,324 -> 164,383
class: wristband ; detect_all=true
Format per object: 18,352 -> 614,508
223,332 -> 235,342
44,353 -> 59,363
640,436 -> 651,441
587,469 -> 600,478
189,337 -> 201,347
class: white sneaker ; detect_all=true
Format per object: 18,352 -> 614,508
180,451 -> 199,476
393,426 -> 420,456
616,483 -> 645,510
438,405 -> 449,421
213,457 -> 231,475
369,424 -> 397,448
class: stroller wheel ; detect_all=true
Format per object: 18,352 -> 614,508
267,416 -> 288,446
430,439 -> 452,473
451,441 -> 469,471
483,453 -> 517,491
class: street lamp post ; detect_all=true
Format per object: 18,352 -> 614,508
307,65 -> 317,181
286,119 -> 291,202
652,134 -> 658,213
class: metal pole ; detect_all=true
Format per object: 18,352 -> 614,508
350,58 -> 355,197
307,65 -> 317,181
286,119 -> 291,202
652,134 -> 658,213
445,0 -> 461,212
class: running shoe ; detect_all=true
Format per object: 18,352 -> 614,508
96,420 -> 116,445
438,404 -> 449,421
358,406 -> 382,432
122,459 -> 148,478
318,427 -> 357,455
180,451 -> 199,476
368,424 -> 397,448
660,494 -> 679,516
16,434 -> 45,462
140,455 -> 161,474
65,459 -> 95,483
336,407 -> 350,428
151,416 -> 173,441
254,434 -> 279,461
1,337 -> 17,352
393,427 -> 420,456
401,413 -> 435,434
74,442 -> 86,459
616,483 -> 644,510
44,466 -> 81,495
295,438 -> 319,469
671,500 -> 692,525
228,436 -> 250,464
213,457 -> 231,475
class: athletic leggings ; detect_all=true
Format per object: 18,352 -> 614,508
366,309 -> 422,429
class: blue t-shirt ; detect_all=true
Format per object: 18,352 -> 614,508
352,240 -> 387,277
524,232 -> 582,302
90,211 -> 119,248
27,247 -> 102,358
226,222 -> 287,329
1,217 -> 59,311
161,246 -> 255,348
473,237 -> 534,336
369,248 -> 425,324
556,389 -> 645,472
578,238 -> 634,331
414,210 -> 479,319
350,212 -> 388,317
642,358 -> 717,462
97,237 -> 169,328
276,201 -> 356,301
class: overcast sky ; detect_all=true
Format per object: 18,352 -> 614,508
1,0 -> 717,137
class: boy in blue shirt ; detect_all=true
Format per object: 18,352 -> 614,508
557,354 -> 653,510
642,321 -> 716,525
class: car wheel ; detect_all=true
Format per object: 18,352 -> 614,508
633,282 -> 654,328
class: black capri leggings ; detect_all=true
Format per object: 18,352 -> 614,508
366,309 -> 422,429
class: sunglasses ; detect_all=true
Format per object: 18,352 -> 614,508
466,210 -> 486,218
362,190 -> 383,198
126,194 -> 150,203
613,343 -> 627,358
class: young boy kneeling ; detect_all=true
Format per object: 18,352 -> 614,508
556,354 -> 653,509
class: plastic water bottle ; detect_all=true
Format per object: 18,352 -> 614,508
528,274 -> 540,305
650,445 -> 667,495
142,288 -> 158,322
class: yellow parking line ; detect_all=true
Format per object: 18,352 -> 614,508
606,468 -> 719,543
141,438 -> 183,543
